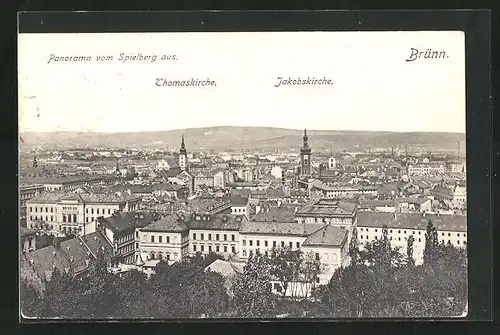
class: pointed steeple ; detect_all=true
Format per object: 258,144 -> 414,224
303,129 -> 309,148
179,134 -> 187,155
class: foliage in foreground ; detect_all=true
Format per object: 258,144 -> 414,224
21,220 -> 467,318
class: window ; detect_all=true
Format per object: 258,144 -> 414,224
232,246 -> 235,253
457,241 -> 460,244
463,233 -> 466,237
281,241 -> 285,248
264,241 -> 268,247
201,233 -> 204,240
91,208 -> 94,214
45,207 -> 48,212
398,237 -> 401,241
167,236 -> 170,243
265,251 -> 268,257
151,236 -> 155,243
398,230 -> 401,234
256,240 -> 260,247
97,209 -> 100,215
289,242 -> 293,248
35,207 -> 38,212
448,233 -> 451,236
62,215 -> 66,223
442,232 -> 444,236
216,246 -> 220,252
296,242 -> 300,248
201,245 -> 204,252
360,228 -> 363,232
208,246 -> 212,252
166,254 -> 170,261
418,238 -> 421,242
159,236 -> 163,243
249,240 -> 253,246
193,233 -> 197,240
224,234 -> 227,241
375,236 -> 378,240
224,246 -> 227,253
464,241 -> 467,245
136,231 -> 139,238
404,231 -> 406,234
418,231 -> 421,235
273,241 -> 277,248
135,243 -> 138,249
108,209 -> 111,214
315,253 -> 320,261
242,250 -> 247,257
232,234 -> 235,241
208,234 -> 212,240
216,234 -> 220,241
390,237 -> 392,240
242,240 -> 246,246
375,229 -> 378,232
360,235 -> 364,239
390,229 -> 393,233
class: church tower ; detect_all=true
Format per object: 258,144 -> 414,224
179,134 -> 188,171
300,129 -> 312,177
32,154 -> 37,168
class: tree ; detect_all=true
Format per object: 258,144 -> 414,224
269,246 -> 302,297
20,279 -> 42,318
348,226 -> 360,267
423,219 -> 439,266
406,235 -> 415,267
232,251 -> 277,318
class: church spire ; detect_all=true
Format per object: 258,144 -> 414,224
303,129 -> 309,148
181,134 -> 186,150
32,154 -> 37,168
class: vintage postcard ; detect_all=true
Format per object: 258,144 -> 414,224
19,30 -> 467,319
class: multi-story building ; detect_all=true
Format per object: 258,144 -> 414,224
20,175 -> 109,192
408,164 -> 446,176
230,195 -> 250,219
188,213 -> 242,256
309,180 -> 378,199
295,198 -> 357,228
95,213 -> 136,266
238,220 -> 349,285
20,184 -> 45,226
138,213 -> 190,263
356,212 -> 467,265
26,192 -> 142,235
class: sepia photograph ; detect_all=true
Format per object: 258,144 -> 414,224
18,30 -> 467,319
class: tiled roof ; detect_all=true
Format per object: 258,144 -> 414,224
251,208 -> 296,223
240,221 -> 322,236
397,197 -> 431,205
80,231 -> 114,259
189,197 -> 232,213
230,196 -> 249,207
141,213 -> 189,233
302,225 -> 348,248
205,259 -> 244,276
188,214 -> 244,231
266,188 -> 286,198
20,175 -> 107,185
358,199 -> 396,208
356,212 -> 467,232
28,191 -> 142,204
296,199 -> 357,217
98,213 -> 136,233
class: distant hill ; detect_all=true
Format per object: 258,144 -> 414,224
19,126 -> 466,153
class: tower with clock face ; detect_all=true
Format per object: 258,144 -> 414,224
300,129 -> 312,177
179,134 -> 187,171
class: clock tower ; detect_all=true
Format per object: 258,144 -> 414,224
300,129 -> 311,177
179,134 -> 188,171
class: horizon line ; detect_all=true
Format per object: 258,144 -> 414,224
18,125 -> 466,135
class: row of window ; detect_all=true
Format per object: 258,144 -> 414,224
86,207 -> 113,215
30,206 -> 55,213
192,233 -> 236,242
242,239 -> 301,249
359,234 -> 467,246
359,227 -> 467,238
192,244 -> 236,254
240,248 -> 321,261
151,235 -> 170,243
117,243 -> 134,255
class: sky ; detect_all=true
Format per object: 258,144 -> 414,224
18,31 -> 465,133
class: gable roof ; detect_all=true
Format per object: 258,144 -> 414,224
251,207 -> 296,223
302,225 -> 348,248
356,212 -> 466,232
240,221 -> 322,236
188,214 -> 244,231
141,213 -> 189,233
296,199 -> 357,217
